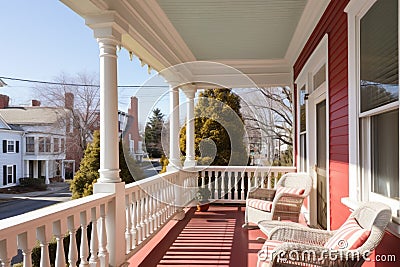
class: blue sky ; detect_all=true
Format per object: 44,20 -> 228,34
0,0 -> 171,125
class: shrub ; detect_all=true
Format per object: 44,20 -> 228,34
19,177 -> 47,190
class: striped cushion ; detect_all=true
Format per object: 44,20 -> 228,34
324,218 -> 370,250
257,240 -> 284,267
247,198 -> 273,211
276,186 -> 305,196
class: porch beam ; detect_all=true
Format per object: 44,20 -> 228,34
182,87 -> 197,168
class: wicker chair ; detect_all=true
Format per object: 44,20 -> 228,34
243,172 -> 312,228
257,202 -> 392,267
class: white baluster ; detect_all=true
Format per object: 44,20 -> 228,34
234,172 -> 239,200
220,171 -> 225,199
240,172 -> 245,199
0,239 -> 15,267
98,204 -> 109,267
17,232 -> 34,267
125,194 -> 132,253
254,172 -> 258,188
67,216 -> 78,267
227,172 -> 232,200
53,220 -> 66,267
140,191 -> 146,239
148,186 -> 154,234
214,171 -> 219,199
152,185 -> 158,232
261,172 -> 266,188
89,207 -> 99,267
131,192 -> 138,248
155,184 -> 161,228
136,191 -> 143,243
201,172 -> 206,188
37,226 -> 51,267
79,211 -> 89,267
247,172 -> 251,196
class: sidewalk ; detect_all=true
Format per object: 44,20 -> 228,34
0,182 -> 70,201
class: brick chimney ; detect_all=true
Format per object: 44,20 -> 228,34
0,94 -> 10,109
127,96 -> 140,152
65,92 -> 74,110
32,100 -> 41,107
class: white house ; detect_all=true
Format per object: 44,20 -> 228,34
0,115 -> 23,188
0,98 -> 68,184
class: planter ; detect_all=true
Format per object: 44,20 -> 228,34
196,202 -> 210,212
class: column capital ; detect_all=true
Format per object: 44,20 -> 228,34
181,86 -> 197,99
85,11 -> 127,43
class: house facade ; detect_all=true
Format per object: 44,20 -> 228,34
0,96 -> 67,184
0,111 -> 23,187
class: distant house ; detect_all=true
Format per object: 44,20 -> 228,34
0,95 -> 68,184
0,111 -> 23,187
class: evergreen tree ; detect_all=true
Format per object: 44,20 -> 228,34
180,88 -> 248,166
70,130 -> 142,199
144,108 -> 165,158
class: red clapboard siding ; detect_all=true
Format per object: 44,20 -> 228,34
293,0 -> 350,228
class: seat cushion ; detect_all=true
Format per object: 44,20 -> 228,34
324,217 -> 371,250
247,198 -> 273,212
276,186 -> 305,196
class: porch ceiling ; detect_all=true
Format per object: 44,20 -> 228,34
60,0 -> 330,87
156,0 -> 307,61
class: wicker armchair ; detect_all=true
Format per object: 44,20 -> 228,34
243,172 -> 312,228
257,202 -> 392,267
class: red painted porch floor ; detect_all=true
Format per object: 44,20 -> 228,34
128,205 -> 307,267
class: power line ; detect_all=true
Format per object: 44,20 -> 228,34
0,76 -> 169,88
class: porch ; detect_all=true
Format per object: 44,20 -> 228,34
0,166 -> 297,266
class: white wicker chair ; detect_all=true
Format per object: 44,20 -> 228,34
243,172 -> 312,228
257,202 -> 392,267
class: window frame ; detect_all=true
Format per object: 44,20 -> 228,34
7,140 -> 15,153
26,136 -> 35,153
6,165 -> 13,184
346,0 -> 400,218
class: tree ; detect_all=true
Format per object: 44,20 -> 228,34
144,108 -> 165,158
70,130 -> 142,199
180,88 -> 248,166
240,87 -> 293,165
34,72 -> 100,169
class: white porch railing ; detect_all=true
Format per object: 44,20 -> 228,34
195,166 -> 296,203
0,166 -> 295,266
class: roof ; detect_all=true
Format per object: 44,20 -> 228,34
0,107 -> 69,125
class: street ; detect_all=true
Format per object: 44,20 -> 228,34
0,187 -> 71,220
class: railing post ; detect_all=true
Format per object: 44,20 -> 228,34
173,171 -> 186,220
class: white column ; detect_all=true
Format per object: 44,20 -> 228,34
97,37 -> 121,183
61,160 -> 65,180
92,35 -> 125,267
182,87 -> 196,168
168,86 -> 182,171
45,160 -> 50,184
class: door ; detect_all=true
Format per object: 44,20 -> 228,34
316,100 -> 327,229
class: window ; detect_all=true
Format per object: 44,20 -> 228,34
61,138 -> 65,153
299,85 -> 307,172
38,137 -> 51,153
53,138 -> 59,153
347,0 -> 400,216
7,165 -> 13,184
26,137 -> 35,153
7,141 -> 15,153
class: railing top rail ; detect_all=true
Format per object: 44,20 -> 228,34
193,166 -> 297,171
125,170 -> 180,192
0,192 -> 114,234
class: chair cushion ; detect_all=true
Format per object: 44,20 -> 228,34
276,186 -> 305,196
247,198 -> 273,212
324,217 -> 371,250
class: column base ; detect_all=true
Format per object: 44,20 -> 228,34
98,168 -> 121,183
167,158 -> 182,172
173,209 -> 186,221
184,159 -> 196,168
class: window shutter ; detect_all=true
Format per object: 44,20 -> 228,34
3,166 -> 6,185
3,140 -> 6,153
16,141 -> 19,153
13,165 -> 16,183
